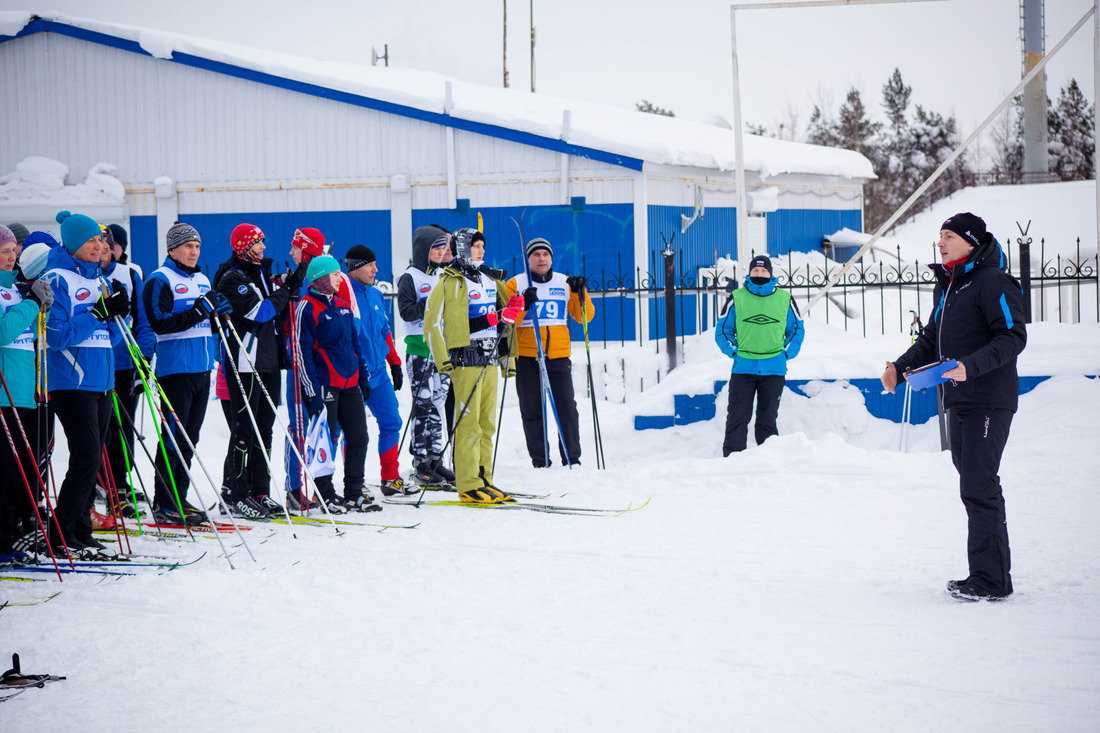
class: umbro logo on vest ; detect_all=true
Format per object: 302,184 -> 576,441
743,314 -> 780,325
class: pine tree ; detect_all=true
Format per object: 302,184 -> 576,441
1051,79 -> 1094,176
636,100 -> 675,117
807,104 -> 840,147
835,88 -> 881,158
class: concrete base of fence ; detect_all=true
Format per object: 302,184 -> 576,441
634,375 -> 1064,430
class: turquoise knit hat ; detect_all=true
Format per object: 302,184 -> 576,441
55,210 -> 103,255
305,254 -> 341,284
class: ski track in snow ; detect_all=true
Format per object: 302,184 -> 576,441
3,328 -> 1099,731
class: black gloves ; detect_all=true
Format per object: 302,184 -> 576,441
390,363 -> 403,391
522,286 -> 538,308
92,280 -> 128,321
194,291 -> 233,318
566,275 -> 587,295
284,260 -> 310,291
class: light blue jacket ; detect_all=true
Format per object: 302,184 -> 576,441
714,276 -> 805,376
350,278 -> 397,387
0,270 -> 40,408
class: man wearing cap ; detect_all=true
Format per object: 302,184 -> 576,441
214,223 -> 308,519
105,223 -> 140,277
142,222 -> 230,524
504,238 -> 593,468
881,213 -> 1026,602
345,245 -> 409,497
396,225 -> 456,488
715,254 -> 804,456
43,211 -> 129,556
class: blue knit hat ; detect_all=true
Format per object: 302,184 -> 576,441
305,254 -> 341,284
55,210 -> 103,255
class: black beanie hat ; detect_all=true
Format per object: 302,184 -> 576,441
344,244 -> 376,272
941,212 -> 986,250
106,223 -> 128,250
749,254 -> 773,276
6,223 -> 30,245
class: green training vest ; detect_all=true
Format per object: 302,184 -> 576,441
732,287 -> 791,359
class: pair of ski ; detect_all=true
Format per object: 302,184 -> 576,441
384,493 -> 651,517
2,552 -> 207,578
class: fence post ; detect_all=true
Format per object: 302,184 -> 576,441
1019,235 -> 1032,323
663,240 -> 677,371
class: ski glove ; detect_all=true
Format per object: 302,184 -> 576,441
522,287 -> 538,307
566,275 -> 587,295
360,377 -> 372,401
203,291 -> 234,317
501,294 -> 525,324
307,393 -> 325,418
390,363 -> 403,391
92,280 -> 129,321
283,260 -> 310,291
27,279 -> 54,311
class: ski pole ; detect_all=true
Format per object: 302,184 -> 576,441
511,218 -> 572,468
578,287 -> 605,469
0,408 -> 64,579
112,311 -> 250,566
108,392 -> 168,537
0,369 -> 73,572
216,316 -> 345,534
98,446 -> 131,555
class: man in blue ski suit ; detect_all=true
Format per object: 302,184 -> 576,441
344,245 -> 408,497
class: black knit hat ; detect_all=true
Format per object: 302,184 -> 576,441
525,237 -> 552,258
941,212 -> 986,249
6,223 -> 29,246
749,254 -> 773,276
344,244 -> 376,272
106,223 -> 128,250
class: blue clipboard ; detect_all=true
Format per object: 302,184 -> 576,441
905,359 -> 958,391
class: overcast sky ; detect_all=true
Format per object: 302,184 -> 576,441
4,0 -> 1095,162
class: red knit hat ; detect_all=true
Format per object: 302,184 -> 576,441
291,227 -> 325,258
231,223 -> 264,262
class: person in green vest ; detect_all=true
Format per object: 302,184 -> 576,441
714,255 -> 805,456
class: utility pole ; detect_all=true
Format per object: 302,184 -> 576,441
503,0 -> 510,88
1022,0 -> 1048,177
530,0 -> 536,92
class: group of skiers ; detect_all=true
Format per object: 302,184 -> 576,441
0,214 -> 595,562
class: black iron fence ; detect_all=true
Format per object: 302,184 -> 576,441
482,226 -> 1098,352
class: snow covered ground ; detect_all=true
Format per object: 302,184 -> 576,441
4,319 -> 1100,731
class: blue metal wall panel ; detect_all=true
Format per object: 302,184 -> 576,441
766,209 -> 862,256
177,210 -> 392,282
128,215 -> 159,279
413,203 -> 636,343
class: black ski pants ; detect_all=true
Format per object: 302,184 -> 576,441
105,368 -> 139,502
227,370 -> 281,502
51,389 -> 113,544
948,406 -> 1014,595
516,355 -> 581,467
0,406 -> 36,552
312,385 -> 367,503
153,372 -> 210,508
723,373 -> 785,456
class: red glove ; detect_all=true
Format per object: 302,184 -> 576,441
501,294 -> 525,324
486,310 -> 498,327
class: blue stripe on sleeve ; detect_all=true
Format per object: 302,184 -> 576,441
999,293 -> 1014,329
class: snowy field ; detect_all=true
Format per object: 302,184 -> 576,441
3,319 -> 1100,731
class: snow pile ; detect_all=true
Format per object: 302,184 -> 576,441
889,180 -> 1097,262
0,156 -> 126,205
0,11 -> 874,180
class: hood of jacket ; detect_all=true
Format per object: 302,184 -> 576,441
411,226 -> 449,272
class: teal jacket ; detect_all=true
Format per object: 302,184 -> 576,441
0,269 -> 41,408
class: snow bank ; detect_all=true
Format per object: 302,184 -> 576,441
0,156 -> 126,205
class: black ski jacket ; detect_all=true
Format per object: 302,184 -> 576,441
213,256 -> 293,373
894,234 -> 1027,412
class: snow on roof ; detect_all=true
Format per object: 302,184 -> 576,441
0,10 -> 875,181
